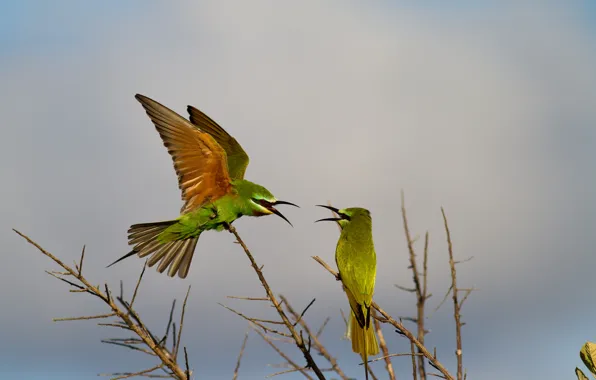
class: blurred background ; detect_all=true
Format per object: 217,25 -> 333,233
2,1 -> 596,379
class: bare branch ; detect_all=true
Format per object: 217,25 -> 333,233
14,229 -> 190,380
53,313 -> 115,322
265,367 -> 333,379
402,192 -> 428,379
227,225 -> 325,379
174,286 -> 191,359
441,208 -> 464,380
77,245 -> 86,276
395,284 -> 417,292
251,324 -> 314,380
232,329 -> 250,380
129,260 -> 147,309
364,351 -> 424,365
433,284 -> 454,315
373,309 -> 395,380
454,256 -> 474,264
184,347 -> 191,380
282,295 -> 349,380
217,303 -> 291,337
227,295 -> 269,301
291,298 -> 316,327
410,341 -> 419,380
98,364 -> 163,379
315,317 -> 331,338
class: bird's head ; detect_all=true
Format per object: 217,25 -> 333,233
235,180 -> 299,226
315,205 -> 371,229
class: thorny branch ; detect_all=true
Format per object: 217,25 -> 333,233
281,295 -> 349,380
14,229 -> 192,380
441,208 -> 472,380
400,192 -> 431,379
226,225 -> 326,380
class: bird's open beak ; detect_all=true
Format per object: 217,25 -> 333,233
314,204 -> 344,223
263,200 -> 299,227
273,200 -> 300,208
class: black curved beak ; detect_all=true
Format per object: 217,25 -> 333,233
270,207 -> 293,227
316,204 -> 339,213
262,200 -> 298,227
315,204 -> 348,223
315,205 -> 339,215
273,200 -> 300,208
315,217 -> 342,223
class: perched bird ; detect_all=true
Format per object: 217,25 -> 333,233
316,205 -> 379,380
108,94 -> 298,278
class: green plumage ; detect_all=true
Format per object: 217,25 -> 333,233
335,208 -> 377,327
317,206 -> 379,380
157,180 -> 278,242
108,94 -> 297,278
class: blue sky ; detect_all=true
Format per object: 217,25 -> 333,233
2,1 -> 596,379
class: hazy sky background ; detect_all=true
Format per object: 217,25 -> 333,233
2,1 -> 596,379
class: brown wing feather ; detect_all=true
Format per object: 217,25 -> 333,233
187,105 -> 250,180
135,94 -> 232,213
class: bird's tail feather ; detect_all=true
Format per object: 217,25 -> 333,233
348,310 -> 379,380
107,221 -> 200,279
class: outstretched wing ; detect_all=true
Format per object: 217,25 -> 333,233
187,105 -> 250,180
135,94 -> 232,213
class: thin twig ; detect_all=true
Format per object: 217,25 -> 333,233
373,309 -> 395,380
441,208 -> 463,380
291,298 -> 316,327
160,300 -> 177,347
217,303 -> 291,337
315,317 -> 331,338
101,339 -> 155,356
366,363 -> 379,380
227,295 -> 269,301
411,341 -> 419,380
184,347 -> 190,380
99,364 -> 163,379
174,286 -> 191,359
251,324 -> 314,380
232,329 -> 249,380
53,313 -> 116,322
401,191 -> 428,379
364,351 -> 424,365
281,295 -> 348,380
264,367 -> 331,379
77,245 -> 86,276
129,260 -> 147,309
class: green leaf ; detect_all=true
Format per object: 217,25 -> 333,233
576,367 -> 589,380
580,342 -> 596,375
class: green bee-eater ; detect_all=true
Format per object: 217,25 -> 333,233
316,205 -> 379,379
108,94 -> 298,278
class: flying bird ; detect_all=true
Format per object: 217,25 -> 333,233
316,205 -> 379,379
108,94 -> 298,278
